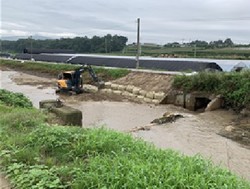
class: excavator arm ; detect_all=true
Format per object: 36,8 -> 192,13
74,65 -> 104,89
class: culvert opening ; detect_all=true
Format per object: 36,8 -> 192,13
195,97 -> 211,111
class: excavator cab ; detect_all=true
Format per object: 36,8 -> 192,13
56,65 -> 104,94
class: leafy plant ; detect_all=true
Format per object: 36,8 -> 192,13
0,89 -> 33,108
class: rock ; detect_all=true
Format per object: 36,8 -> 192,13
143,98 -> 152,103
154,92 -> 165,100
126,85 -> 134,93
139,90 -> 147,96
106,89 -> 113,94
225,126 -> 235,132
121,91 -> 130,96
111,83 -> 119,90
113,90 -> 122,95
100,89 -> 108,93
128,93 -> 136,98
205,97 -> 224,111
145,91 -> 155,99
118,85 -> 126,91
104,82 -> 112,88
137,95 -> 144,100
82,84 -> 98,93
132,87 -> 141,95
152,99 -> 160,104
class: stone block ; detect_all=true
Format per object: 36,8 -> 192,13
144,98 -> 152,103
205,97 -> 223,111
128,93 -> 136,98
104,82 -> 112,88
113,90 -> 122,95
39,99 -> 61,109
121,91 -> 129,96
154,92 -> 165,100
106,89 -> 113,94
132,87 -> 141,95
82,84 -> 98,93
111,83 -> 119,90
139,90 -> 147,96
137,95 -> 144,100
39,100 -> 82,126
100,89 -> 108,93
152,99 -> 160,104
51,106 -> 82,126
126,85 -> 134,93
145,91 -> 155,99
118,85 -> 126,91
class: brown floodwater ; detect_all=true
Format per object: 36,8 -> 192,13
1,70 -> 250,181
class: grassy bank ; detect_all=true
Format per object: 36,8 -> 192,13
0,90 -> 250,188
0,59 -> 130,80
173,71 -> 250,111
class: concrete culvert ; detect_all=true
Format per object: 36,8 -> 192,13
195,97 -> 211,111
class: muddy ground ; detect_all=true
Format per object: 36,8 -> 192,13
1,68 -> 250,182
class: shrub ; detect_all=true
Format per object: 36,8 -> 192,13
0,89 -> 33,108
173,71 -> 250,110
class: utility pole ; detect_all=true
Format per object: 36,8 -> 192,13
105,37 -> 108,53
30,35 -> 33,60
194,44 -> 197,58
136,18 -> 140,69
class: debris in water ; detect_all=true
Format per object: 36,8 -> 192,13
129,113 -> 184,133
151,112 -> 184,124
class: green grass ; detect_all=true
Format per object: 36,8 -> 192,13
0,89 -> 33,108
0,90 -> 250,188
173,71 -> 250,111
118,45 -> 250,59
0,59 -> 130,80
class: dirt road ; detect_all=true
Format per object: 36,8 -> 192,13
1,70 -> 250,181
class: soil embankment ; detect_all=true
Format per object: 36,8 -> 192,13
1,69 -> 250,181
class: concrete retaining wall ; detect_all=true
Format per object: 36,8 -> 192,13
40,100 -> 82,126
164,91 -> 223,111
101,82 -> 166,104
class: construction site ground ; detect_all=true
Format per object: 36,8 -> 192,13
0,67 -> 250,186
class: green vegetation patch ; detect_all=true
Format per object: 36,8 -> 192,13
0,89 -> 33,108
173,71 -> 250,110
0,90 -> 249,188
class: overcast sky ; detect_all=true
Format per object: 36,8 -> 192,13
1,0 -> 250,44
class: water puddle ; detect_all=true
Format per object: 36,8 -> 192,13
0,71 -> 58,108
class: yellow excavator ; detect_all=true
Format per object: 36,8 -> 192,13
56,64 -> 104,94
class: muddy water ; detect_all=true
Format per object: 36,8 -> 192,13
0,71 -> 58,108
1,70 -> 250,181
134,112 -> 250,180
72,101 -> 169,131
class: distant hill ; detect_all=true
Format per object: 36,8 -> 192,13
1,35 -> 51,41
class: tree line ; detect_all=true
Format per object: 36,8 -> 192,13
1,34 -> 128,53
164,38 -> 250,48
